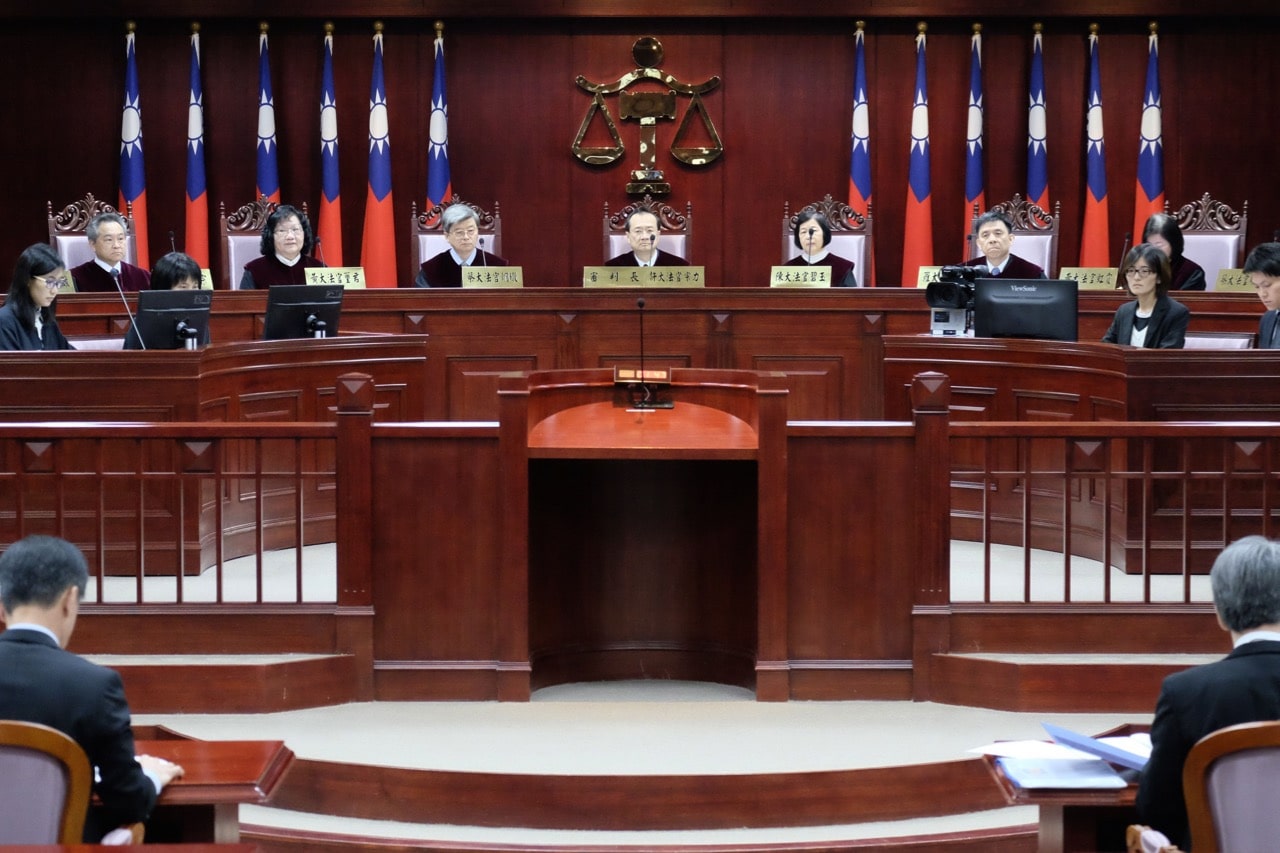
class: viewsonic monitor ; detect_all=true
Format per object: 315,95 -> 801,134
261,285 -> 345,341
124,289 -> 212,350
973,278 -> 1079,342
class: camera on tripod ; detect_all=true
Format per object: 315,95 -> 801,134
924,266 -> 979,335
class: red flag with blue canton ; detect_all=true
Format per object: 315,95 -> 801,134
360,27 -> 397,287
1026,27 -> 1050,215
256,29 -> 281,204
1132,26 -> 1163,244
963,26 -> 985,260
848,23 -> 874,284
1079,28 -> 1111,268
317,29 -> 344,266
426,25 -> 452,216
185,27 -> 208,268
119,26 -> 149,267
900,28 -> 933,284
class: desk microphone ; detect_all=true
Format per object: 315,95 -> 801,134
168,230 -> 177,253
1115,231 -> 1132,289
965,232 -> 975,261
314,237 -> 325,265
478,236 -> 488,266
805,226 -> 819,263
112,270 -> 144,350
637,296 -> 651,405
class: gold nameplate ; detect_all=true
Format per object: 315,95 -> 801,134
1060,267 -> 1121,290
199,269 -> 214,290
614,366 -> 672,384
916,266 -> 943,287
582,266 -> 706,288
770,265 -> 830,288
305,267 -> 367,288
463,266 -> 524,288
1215,269 -> 1254,293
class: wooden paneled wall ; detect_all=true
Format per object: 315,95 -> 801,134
7,5 -> 1278,289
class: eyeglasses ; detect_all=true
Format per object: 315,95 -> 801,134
274,227 -> 304,237
1125,267 -> 1155,278
34,274 -> 69,291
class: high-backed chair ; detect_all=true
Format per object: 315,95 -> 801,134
0,720 -> 91,844
603,194 -> 693,262
219,196 -> 309,290
1183,720 -> 1280,853
972,193 -> 1060,277
408,197 -> 502,274
782,194 -> 873,287
1164,193 -> 1248,289
48,194 -> 137,271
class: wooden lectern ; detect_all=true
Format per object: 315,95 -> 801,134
496,368 -> 791,700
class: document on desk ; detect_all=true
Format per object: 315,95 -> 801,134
995,756 -> 1128,789
1042,722 -> 1149,771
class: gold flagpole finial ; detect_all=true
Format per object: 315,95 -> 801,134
259,21 -> 269,35
374,20 -> 384,36
1033,22 -> 1044,35
190,22 -> 200,35
1089,22 -> 1099,35
916,21 -> 927,35
435,20 -> 444,39
972,23 -> 982,35
324,21 -> 335,36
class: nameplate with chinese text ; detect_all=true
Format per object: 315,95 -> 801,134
916,266 -> 943,287
1060,267 -> 1121,290
305,267 -> 367,288
582,266 -> 706,288
1215,269 -> 1253,293
770,266 -> 831,288
200,269 -> 214,289
463,266 -> 524,288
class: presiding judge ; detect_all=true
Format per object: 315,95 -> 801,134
0,244 -> 74,351
605,209 -> 689,267
413,204 -> 507,287
784,211 -> 856,287
962,211 -> 1045,278
238,204 -> 325,289
1101,243 -> 1189,349
1143,213 -> 1206,291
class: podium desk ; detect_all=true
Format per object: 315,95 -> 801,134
135,739 -> 293,843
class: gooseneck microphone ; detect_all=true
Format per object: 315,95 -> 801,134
478,236 -> 488,267
314,237 -> 325,265
168,230 -> 177,253
637,297 -> 648,403
1115,231 -> 1132,289
112,269 -> 144,350
804,226 -> 819,263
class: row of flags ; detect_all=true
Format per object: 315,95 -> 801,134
845,23 -> 1166,284
120,22 -> 453,287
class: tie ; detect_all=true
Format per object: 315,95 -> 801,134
989,267 -> 1001,277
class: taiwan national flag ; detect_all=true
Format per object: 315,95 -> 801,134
318,29 -> 343,266
900,29 -> 933,284
963,26 -> 985,259
1026,28 -> 1050,216
119,26 -> 149,267
425,23 -> 452,216
848,23 -> 874,285
256,28 -> 280,204
1079,28 -> 1111,269
1132,27 -> 1164,243
185,26 -> 208,268
360,27 -> 397,287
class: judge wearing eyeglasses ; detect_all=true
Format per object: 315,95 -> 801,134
238,205 -> 326,289
0,244 -> 74,351
1101,243 -> 1189,349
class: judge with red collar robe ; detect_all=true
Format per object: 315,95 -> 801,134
69,211 -> 150,293
238,204 -> 326,290
782,211 -> 857,287
962,210 -> 1046,279
605,209 -> 690,267
411,204 -> 507,288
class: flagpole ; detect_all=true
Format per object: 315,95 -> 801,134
318,21 -> 344,266
185,21 -> 209,268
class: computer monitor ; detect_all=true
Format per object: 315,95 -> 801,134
261,285 -> 345,341
972,278 -> 1079,342
123,289 -> 213,350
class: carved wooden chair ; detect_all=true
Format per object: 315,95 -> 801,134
219,196 -> 308,290
1163,193 -> 1248,289
782,194 -> 873,287
47,194 -> 137,272
603,194 -> 693,262
1183,719 -> 1280,853
972,193 -> 1060,277
408,197 -> 502,274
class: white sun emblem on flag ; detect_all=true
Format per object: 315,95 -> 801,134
369,88 -> 390,153
320,91 -> 338,156
1139,91 -> 1162,154
120,93 -> 143,156
428,94 -> 448,161
1027,91 -> 1047,155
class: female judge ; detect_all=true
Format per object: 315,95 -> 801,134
1143,213 -> 1206,291
1101,243 -> 1189,349
0,244 -> 74,351
124,252 -> 209,349
238,205 -> 325,289
784,211 -> 856,287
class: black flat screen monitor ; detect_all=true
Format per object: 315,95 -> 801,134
124,289 -> 213,350
973,278 -> 1078,342
261,285 -> 345,341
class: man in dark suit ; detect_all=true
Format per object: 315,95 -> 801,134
605,209 -> 689,267
0,535 -> 183,840
962,210 -> 1045,279
1136,535 -> 1280,849
1244,242 -> 1280,349
69,212 -> 150,293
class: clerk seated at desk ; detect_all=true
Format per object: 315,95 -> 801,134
1137,535 -> 1280,849
238,204 -> 326,289
413,204 -> 507,288
0,535 -> 184,840
962,210 -> 1045,279
1101,243 -> 1189,349
0,243 -> 74,351
783,211 -> 856,287
605,209 -> 689,267
1245,242 -> 1280,349
124,251 -> 210,350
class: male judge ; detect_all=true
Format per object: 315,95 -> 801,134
605,209 -> 689,267
1136,535 -> 1280,850
413,204 -> 506,288
1244,242 -> 1280,349
70,212 -> 150,293
0,535 -> 183,840
962,211 -> 1045,279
